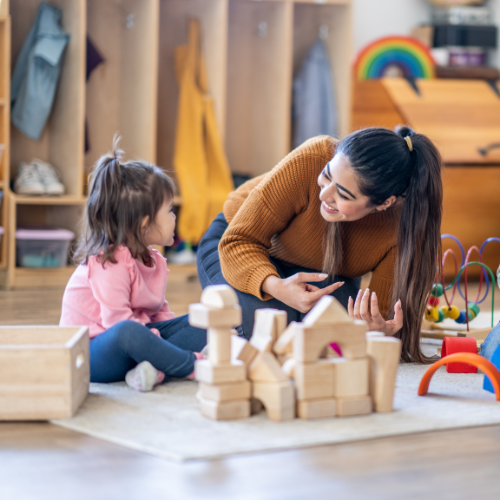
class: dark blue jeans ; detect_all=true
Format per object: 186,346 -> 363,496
89,316 -> 207,383
197,213 -> 361,339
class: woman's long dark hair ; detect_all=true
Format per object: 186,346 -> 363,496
323,126 -> 443,363
74,136 -> 175,267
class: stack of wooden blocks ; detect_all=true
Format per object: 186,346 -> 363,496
190,286 -> 402,421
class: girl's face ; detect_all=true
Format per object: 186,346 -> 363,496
144,199 -> 176,248
317,152 -> 387,223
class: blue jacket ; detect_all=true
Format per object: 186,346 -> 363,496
11,2 -> 70,140
293,38 -> 338,149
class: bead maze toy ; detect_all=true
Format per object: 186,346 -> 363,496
422,235 -> 500,345
189,285 -> 402,421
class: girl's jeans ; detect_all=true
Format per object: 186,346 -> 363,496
197,213 -> 361,339
89,316 -> 207,383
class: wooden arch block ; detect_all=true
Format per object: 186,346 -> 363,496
201,285 -> 239,309
248,352 -> 288,383
366,337 -> 402,413
252,381 -> 296,421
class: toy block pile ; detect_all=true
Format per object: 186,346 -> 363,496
189,285 -> 251,420
190,286 -> 402,422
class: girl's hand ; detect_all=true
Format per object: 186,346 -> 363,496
262,273 -> 344,314
348,288 -> 403,336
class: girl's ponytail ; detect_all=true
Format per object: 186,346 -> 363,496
392,126 -> 443,362
335,126 -> 443,362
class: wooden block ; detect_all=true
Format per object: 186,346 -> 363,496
336,396 -> 372,417
294,360 -> 335,400
281,357 -> 296,378
273,321 -> 297,355
293,321 -> 368,362
248,352 -> 288,383
198,396 -> 250,420
231,335 -> 259,366
198,381 -> 251,402
277,353 -> 293,365
297,398 -> 337,420
302,295 -> 352,326
195,360 -> 246,384
189,303 -> 242,329
208,328 -> 233,365
367,337 -> 402,413
275,310 -> 287,337
251,309 -> 286,352
331,358 -> 369,398
201,285 -> 238,309
0,326 -> 89,420
252,381 -> 296,421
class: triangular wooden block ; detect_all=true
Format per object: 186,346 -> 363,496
231,335 -> 259,366
273,321 -> 297,355
248,352 -> 288,383
302,296 -> 352,326
201,285 -> 238,309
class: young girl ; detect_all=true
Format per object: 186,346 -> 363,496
60,138 -> 207,391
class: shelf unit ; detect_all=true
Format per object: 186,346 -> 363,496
1,0 -> 352,289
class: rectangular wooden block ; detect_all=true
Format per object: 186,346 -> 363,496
189,303 -> 242,329
294,359 -> 335,401
195,360 -> 246,384
198,381 -> 251,402
231,335 -> 259,366
252,381 -> 296,421
248,352 -> 288,383
198,396 -> 250,420
336,396 -> 372,417
297,398 -> 337,420
273,321 -> 297,356
0,326 -> 89,420
331,358 -> 369,398
208,328 -> 233,365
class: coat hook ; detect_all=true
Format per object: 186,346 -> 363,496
319,25 -> 329,40
258,21 -> 267,38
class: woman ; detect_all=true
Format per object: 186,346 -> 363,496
197,127 -> 443,362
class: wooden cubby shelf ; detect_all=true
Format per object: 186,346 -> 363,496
1,0 -> 352,288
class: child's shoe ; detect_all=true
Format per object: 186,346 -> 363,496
125,361 -> 165,392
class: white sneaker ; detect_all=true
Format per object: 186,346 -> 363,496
31,159 -> 65,195
14,162 -> 45,195
125,361 -> 165,392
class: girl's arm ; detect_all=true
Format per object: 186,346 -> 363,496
150,300 -> 175,323
88,256 -> 150,330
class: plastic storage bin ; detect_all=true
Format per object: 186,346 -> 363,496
16,228 -> 75,268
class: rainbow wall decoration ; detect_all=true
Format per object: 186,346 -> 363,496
354,36 -> 436,80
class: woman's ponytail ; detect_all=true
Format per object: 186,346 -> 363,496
336,126 -> 443,362
392,126 -> 443,362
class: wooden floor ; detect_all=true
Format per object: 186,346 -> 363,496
1,269 -> 500,500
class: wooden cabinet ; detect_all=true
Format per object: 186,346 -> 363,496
352,78 -> 500,278
1,0 -> 352,288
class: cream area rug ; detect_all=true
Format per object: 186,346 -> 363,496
52,363 -> 500,462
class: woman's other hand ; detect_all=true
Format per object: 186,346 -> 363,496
262,273 -> 344,314
348,288 -> 403,336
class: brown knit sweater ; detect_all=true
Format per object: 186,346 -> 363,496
219,136 -> 400,319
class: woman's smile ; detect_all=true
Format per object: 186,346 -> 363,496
322,201 -> 339,214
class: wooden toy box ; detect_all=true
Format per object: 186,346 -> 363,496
0,326 -> 90,420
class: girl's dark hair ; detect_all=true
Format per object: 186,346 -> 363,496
75,135 -> 175,267
323,126 -> 443,363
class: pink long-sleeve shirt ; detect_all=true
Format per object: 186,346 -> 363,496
60,246 -> 175,338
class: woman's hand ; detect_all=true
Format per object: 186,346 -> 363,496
348,288 -> 403,336
262,273 -> 344,314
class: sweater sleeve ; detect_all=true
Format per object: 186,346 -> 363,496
368,246 -> 397,320
219,139 -> 330,300
223,173 -> 268,223
88,252 -> 149,330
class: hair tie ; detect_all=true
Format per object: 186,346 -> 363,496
405,136 -> 413,152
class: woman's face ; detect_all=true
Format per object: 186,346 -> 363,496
317,152 -> 380,223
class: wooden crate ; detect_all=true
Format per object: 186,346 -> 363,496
0,326 -> 89,420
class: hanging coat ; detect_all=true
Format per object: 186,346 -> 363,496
293,38 -> 338,149
173,19 -> 234,244
11,1 -> 70,141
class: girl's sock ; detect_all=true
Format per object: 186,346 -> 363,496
186,352 -> 206,380
125,361 -> 165,392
